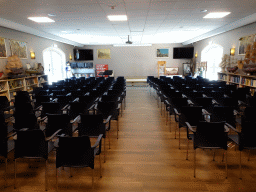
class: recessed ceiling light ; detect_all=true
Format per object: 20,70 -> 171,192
48,14 -> 56,17
107,15 -> 127,21
200,10 -> 207,13
203,12 -> 231,18
28,17 -> 55,23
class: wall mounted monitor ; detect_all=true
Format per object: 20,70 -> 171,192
74,49 -> 94,61
173,47 -> 194,59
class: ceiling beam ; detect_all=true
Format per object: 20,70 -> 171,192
182,13 -> 256,45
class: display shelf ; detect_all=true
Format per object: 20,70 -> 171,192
0,75 -> 48,101
218,72 -> 256,91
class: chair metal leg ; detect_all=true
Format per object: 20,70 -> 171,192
14,159 -> 16,189
117,119 -> 119,139
70,167 -> 72,177
45,159 -> 47,191
56,167 -> 58,192
99,154 -> 102,178
92,169 -> 94,189
222,152 -> 225,162
226,150 -> 228,179
186,139 -> 189,160
104,138 -> 106,163
194,149 -> 196,178
240,150 -> 242,179
5,158 -> 7,188
248,149 -> 251,161
179,127 -> 181,149
213,149 -> 215,161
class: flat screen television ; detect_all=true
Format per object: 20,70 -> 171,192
70,62 -> 77,69
74,49 -> 93,61
77,63 -> 85,68
173,47 -> 194,59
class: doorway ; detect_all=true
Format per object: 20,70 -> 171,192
201,43 -> 223,80
43,47 -> 66,84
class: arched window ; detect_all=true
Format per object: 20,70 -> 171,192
201,43 -> 223,80
43,47 -> 66,84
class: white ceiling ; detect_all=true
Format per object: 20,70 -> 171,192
0,0 -> 255,46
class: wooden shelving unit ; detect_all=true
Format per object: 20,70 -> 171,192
0,75 -> 48,101
218,72 -> 256,94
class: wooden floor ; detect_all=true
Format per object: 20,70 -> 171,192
1,86 -> 256,191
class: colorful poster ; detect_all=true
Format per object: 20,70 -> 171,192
10,39 -> 27,59
96,64 -> 108,77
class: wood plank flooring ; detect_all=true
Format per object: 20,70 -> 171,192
1,86 -> 256,191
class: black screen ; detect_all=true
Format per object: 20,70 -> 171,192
173,47 -> 194,59
74,49 -> 93,61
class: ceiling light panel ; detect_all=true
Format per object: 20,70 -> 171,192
107,15 -> 127,21
204,12 -> 231,18
28,17 -> 55,23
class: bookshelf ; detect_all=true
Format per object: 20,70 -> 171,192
218,72 -> 256,94
0,75 -> 48,101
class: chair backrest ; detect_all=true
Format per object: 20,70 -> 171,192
0,112 -> 8,158
211,106 -> 235,126
14,113 -> 39,130
0,96 -> 10,110
46,114 -> 71,137
42,102 -> 61,115
79,95 -> 94,103
97,101 -> 117,119
56,136 -> 94,168
242,106 -> 256,122
180,106 -> 203,127
79,114 -> 105,137
170,97 -> 188,111
15,102 -> 34,115
69,102 -> 88,119
240,121 -> 256,149
195,97 -> 213,109
194,121 -> 227,149
15,129 -> 48,159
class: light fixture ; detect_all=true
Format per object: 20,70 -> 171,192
69,54 -> 72,60
203,12 -> 231,18
107,15 -> 127,21
28,17 -> 55,23
30,52 -> 35,59
200,10 -> 207,13
230,48 -> 235,56
195,52 -> 198,58
48,13 -> 56,17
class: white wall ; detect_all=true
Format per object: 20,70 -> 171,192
0,26 -> 74,72
84,44 -> 193,77
193,22 -> 256,62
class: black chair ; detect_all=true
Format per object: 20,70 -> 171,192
56,135 -> 103,190
0,112 -> 15,187
175,106 -> 204,150
14,129 -> 61,190
0,96 -> 14,119
186,121 -> 228,178
210,106 -> 236,128
78,114 -> 111,162
45,114 -> 73,137
41,102 -> 62,118
228,120 -> 256,178
14,113 -> 39,130
97,101 -> 120,140
195,97 -> 214,113
68,102 -> 90,120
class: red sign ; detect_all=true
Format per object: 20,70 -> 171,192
96,64 -> 108,77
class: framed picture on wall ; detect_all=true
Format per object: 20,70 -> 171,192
157,48 -> 169,58
0,37 -> 7,58
10,39 -> 28,59
238,34 -> 256,55
97,49 -> 111,59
